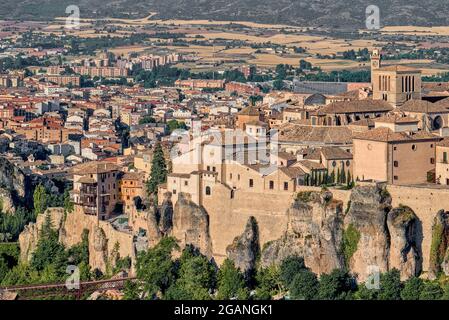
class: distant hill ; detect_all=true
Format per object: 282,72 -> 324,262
2,0 -> 449,28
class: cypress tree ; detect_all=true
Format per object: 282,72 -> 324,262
331,170 -> 336,184
340,168 -> 346,185
337,168 -> 341,184
146,143 -> 168,196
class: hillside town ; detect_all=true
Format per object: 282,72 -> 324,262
4,15 -> 449,301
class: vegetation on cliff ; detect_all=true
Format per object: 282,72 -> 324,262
341,224 -> 361,268
0,215 -> 92,288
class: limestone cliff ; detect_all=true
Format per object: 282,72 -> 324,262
18,207 -> 65,262
429,210 -> 449,279
344,185 -> 392,280
261,191 -> 345,275
387,205 -> 421,280
226,216 -> 260,279
172,192 -> 212,257
159,192 -> 173,234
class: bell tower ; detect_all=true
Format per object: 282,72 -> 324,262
371,48 -> 381,72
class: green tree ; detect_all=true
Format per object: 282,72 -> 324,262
419,281 -> 443,300
378,269 -> 402,300
135,237 -> 179,297
169,246 -> 216,300
279,255 -> 306,288
318,269 -> 355,300
146,143 -> 168,196
123,280 -> 141,300
30,213 -> 67,277
254,265 -> 281,300
139,115 -> 156,125
290,269 -> 319,300
63,188 -> 74,214
167,119 -> 187,133
33,184 -> 50,216
217,258 -> 248,299
401,277 -> 423,300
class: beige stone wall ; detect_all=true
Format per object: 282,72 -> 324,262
436,145 -> 449,185
390,140 -> 436,185
202,184 -> 294,263
63,210 -> 134,272
354,139 -> 388,182
387,184 -> 449,273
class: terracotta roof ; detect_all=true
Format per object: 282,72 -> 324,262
277,124 -> 353,145
294,160 -> 326,170
320,147 -> 353,160
399,99 -> 449,114
238,106 -> 260,116
122,172 -> 143,181
348,118 -> 375,127
437,138 -> 449,148
279,166 -> 306,178
373,114 -> 419,124
73,161 -> 121,175
353,127 -> 440,142
78,176 -> 97,184
318,100 -> 393,114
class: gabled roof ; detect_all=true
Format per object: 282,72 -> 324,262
399,99 -> 449,114
318,100 -> 393,114
353,127 -> 440,143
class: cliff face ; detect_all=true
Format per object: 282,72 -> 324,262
261,191 -> 345,275
344,186 -> 391,280
387,206 -> 421,280
226,216 -> 260,279
18,207 -> 65,262
429,210 -> 449,279
258,186 -> 423,281
172,192 -> 213,258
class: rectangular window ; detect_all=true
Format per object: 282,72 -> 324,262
173,189 -> 177,194
269,181 -> 274,189
249,179 -> 253,188
212,166 -> 216,172
184,181 -> 188,186
394,161 -> 399,167
444,152 -> 448,163
230,173 -> 232,179
284,182 -> 289,190
393,176 -> 398,180
207,166 -> 210,171
431,158 -> 435,164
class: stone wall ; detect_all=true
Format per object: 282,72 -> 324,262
387,184 -> 449,274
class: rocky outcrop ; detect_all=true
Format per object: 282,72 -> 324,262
0,188 -> 16,213
387,205 -> 421,280
0,157 -> 29,204
159,192 -> 173,234
18,207 -> 65,261
145,206 -> 162,247
343,185 -> 391,281
261,191 -> 345,275
91,226 -> 109,271
226,216 -> 259,279
172,192 -> 212,257
429,210 -> 449,279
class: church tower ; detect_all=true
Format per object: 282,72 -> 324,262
371,48 -> 381,72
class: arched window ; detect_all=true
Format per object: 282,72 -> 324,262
205,186 -> 211,195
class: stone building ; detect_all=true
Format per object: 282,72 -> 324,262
371,48 -> 422,107
353,126 -> 440,184
72,162 -> 121,220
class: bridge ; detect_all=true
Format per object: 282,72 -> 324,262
0,277 -> 137,300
